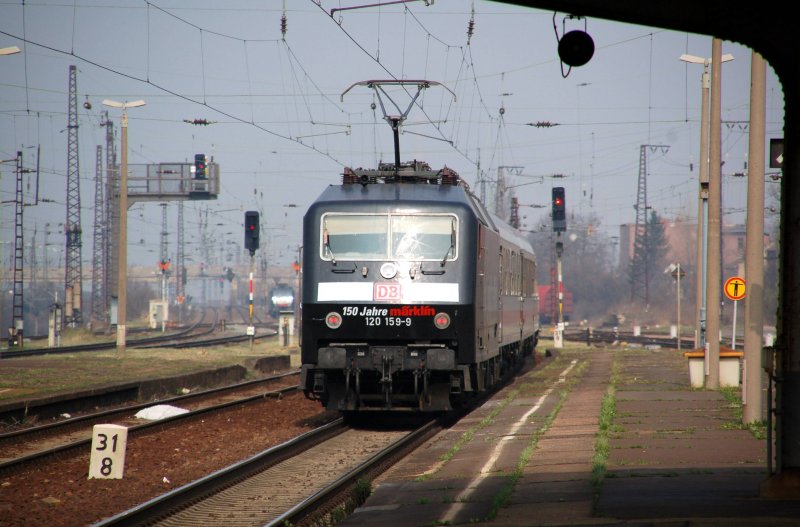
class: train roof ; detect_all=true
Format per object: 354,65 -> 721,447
494,217 -> 535,256
307,161 -> 487,224
308,160 -> 535,257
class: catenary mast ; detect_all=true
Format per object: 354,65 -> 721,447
64,65 -> 83,327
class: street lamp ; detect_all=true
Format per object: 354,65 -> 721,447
102,99 -> 145,352
0,46 -> 21,55
665,263 -> 686,351
680,51 -> 733,351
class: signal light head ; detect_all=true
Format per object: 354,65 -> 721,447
552,187 -> 566,232
244,211 -> 260,253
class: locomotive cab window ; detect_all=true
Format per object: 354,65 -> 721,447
392,215 -> 457,261
320,213 -> 458,262
322,214 -> 388,260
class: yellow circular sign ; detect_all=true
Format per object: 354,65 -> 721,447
724,276 -> 746,301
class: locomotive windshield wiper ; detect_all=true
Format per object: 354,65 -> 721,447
440,218 -> 456,267
420,246 -> 451,276
422,220 -> 455,275
440,242 -> 453,267
323,226 -> 357,273
323,227 -> 337,265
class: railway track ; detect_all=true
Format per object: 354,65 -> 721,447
0,345 -> 539,526
94,419 -> 440,527
0,306 -> 282,357
0,371 -> 299,476
562,327 -> 733,349
88,356 -> 535,526
133,326 -> 276,349
0,307 -> 216,358
87,353 -> 536,526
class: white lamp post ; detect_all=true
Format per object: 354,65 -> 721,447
680,51 -> 733,351
101,99 -> 145,352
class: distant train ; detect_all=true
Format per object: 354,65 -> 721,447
267,284 -> 295,319
537,285 -> 573,324
299,160 -> 539,412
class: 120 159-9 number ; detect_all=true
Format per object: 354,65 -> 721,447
365,316 -> 412,327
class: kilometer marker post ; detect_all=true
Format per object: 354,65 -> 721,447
88,424 -> 128,479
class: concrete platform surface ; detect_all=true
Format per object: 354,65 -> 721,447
339,347 -> 800,527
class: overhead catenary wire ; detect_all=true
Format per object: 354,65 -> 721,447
0,2 -> 766,254
148,0 -> 353,156
0,28 -> 347,167
310,0 -> 481,168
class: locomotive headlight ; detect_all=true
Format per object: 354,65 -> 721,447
325,312 -> 343,329
433,312 -> 451,329
380,262 -> 397,279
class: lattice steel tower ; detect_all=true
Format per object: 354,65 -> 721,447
101,111 -> 117,327
30,224 -> 38,286
11,152 -> 25,339
90,145 -> 105,325
176,201 -> 185,319
159,203 -> 170,302
65,65 -> 83,327
630,144 -> 669,306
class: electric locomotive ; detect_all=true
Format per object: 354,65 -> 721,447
299,160 -> 539,412
268,283 -> 295,319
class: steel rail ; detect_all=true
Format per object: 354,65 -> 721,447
267,419 -> 440,527
91,419 -> 348,527
0,384 -> 299,477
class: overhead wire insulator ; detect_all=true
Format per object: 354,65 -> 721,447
281,14 -> 287,37
183,119 -> 214,126
527,121 -> 559,128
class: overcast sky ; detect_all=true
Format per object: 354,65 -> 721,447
0,1 -> 785,272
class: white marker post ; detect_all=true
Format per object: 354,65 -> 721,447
88,424 -> 128,479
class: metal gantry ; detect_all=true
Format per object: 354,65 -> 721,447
64,65 -> 83,327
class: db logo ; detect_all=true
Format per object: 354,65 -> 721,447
374,283 -> 402,301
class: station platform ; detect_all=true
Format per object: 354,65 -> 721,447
340,345 -> 800,526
